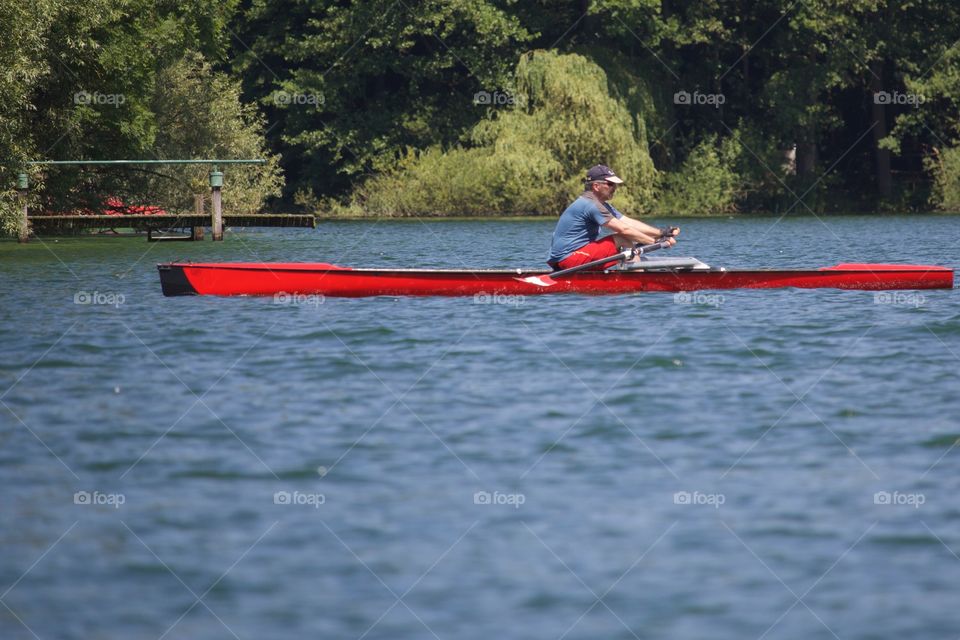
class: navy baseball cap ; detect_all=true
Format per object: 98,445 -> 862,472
585,164 -> 623,183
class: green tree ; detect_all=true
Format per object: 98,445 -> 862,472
139,53 -> 283,214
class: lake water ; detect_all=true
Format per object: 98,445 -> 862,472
1,215 -> 958,639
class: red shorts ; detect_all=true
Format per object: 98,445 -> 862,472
553,237 -> 621,270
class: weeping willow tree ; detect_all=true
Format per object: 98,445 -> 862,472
329,50 -> 659,216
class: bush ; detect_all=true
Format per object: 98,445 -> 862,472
0,189 -> 22,237
657,135 -> 742,215
928,145 -> 960,212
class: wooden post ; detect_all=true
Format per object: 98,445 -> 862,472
211,188 -> 222,241
16,172 -> 29,243
209,170 -> 224,241
192,194 -> 204,241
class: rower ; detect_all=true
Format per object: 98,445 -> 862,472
547,164 -> 679,270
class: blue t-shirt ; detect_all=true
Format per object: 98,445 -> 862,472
548,192 -> 624,263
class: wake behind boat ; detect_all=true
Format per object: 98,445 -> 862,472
157,256 -> 953,297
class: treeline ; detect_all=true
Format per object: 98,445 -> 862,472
5,1 -> 960,228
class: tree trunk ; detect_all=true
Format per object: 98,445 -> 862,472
797,139 -> 817,178
870,61 -> 892,199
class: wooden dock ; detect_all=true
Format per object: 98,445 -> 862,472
26,213 -> 315,238
14,158 -> 306,242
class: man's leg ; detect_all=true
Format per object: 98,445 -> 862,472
555,237 -> 622,270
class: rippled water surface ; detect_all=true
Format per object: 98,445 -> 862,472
1,216 -> 958,639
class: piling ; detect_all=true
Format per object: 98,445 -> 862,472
192,194 -> 204,240
210,170 -> 223,241
16,172 -> 29,243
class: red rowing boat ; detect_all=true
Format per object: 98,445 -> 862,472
157,260 -> 953,297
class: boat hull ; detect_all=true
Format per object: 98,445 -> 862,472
158,262 -> 954,297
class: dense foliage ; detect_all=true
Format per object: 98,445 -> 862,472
4,0 -> 960,232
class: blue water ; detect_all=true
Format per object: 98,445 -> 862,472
1,216 -> 958,639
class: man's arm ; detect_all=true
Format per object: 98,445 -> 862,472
604,217 -> 660,245
620,214 -> 680,239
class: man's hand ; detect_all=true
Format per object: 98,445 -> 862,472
658,226 -> 680,239
657,226 -> 679,247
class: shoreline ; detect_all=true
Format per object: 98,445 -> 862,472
4,210 -> 958,241
311,210 -> 960,221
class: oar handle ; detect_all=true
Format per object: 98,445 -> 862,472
634,240 -> 671,256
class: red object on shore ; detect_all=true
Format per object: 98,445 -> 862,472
104,197 -> 166,216
157,262 -> 954,297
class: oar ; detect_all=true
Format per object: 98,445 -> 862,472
518,240 -> 671,287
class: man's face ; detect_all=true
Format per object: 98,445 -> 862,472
592,180 -> 618,201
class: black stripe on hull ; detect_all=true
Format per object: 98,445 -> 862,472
157,265 -> 198,296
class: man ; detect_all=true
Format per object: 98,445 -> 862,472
548,165 -> 678,270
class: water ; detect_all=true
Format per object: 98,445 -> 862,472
1,216 -> 958,639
